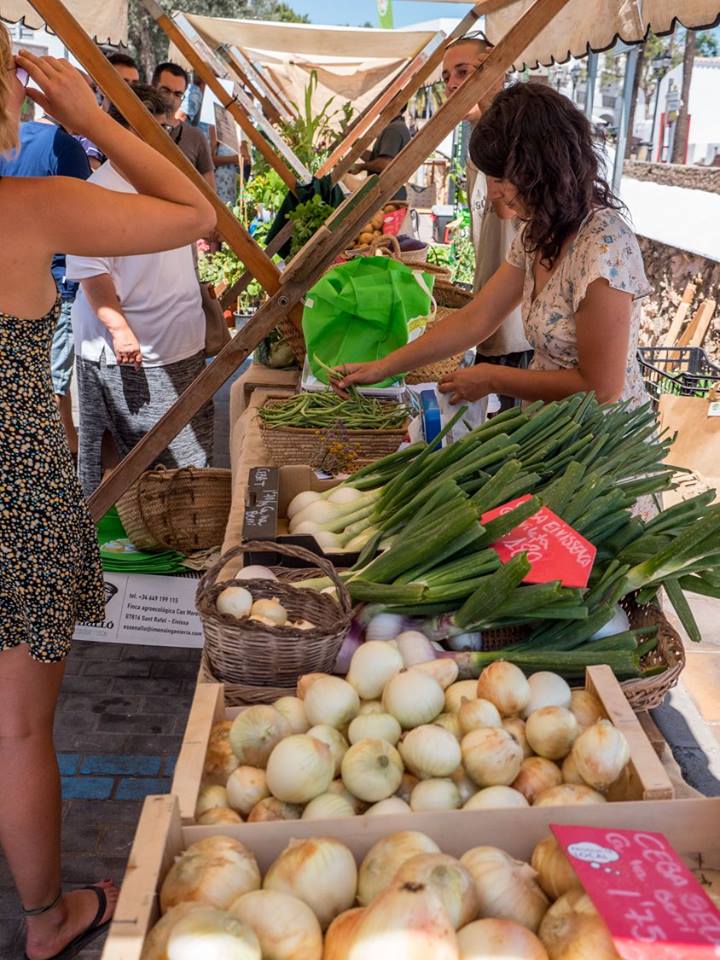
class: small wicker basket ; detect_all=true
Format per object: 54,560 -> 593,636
115,466 -> 232,554
197,541 -> 352,704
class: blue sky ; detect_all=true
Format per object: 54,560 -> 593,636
289,0 -> 474,28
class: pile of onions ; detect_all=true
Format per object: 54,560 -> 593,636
460,846 -> 549,932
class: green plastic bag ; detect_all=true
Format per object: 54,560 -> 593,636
302,256 -> 435,388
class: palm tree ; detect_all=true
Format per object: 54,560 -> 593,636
671,28 -> 697,164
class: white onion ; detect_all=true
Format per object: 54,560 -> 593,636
511,757 -> 563,804
533,784 -> 607,806
561,751 -> 584,785
328,485 -> 364,505
287,490 -> 323,519
197,807 -> 243,825
445,680 -> 479,714
327,779 -> 366,813
196,784 -> 229,818
525,707 -> 578,761
446,631 -> 483,652
460,846 -> 549,932
347,641 -> 403,699
364,796 -> 412,816
451,766 -> 478,804
297,673 -> 325,699
531,835 -> 583,901
590,603 -> 630,640
217,586 -> 253,619
203,721 -> 239,785
142,903 -> 207,960
160,837 -> 261,913
247,798 -> 301,822
226,767 -> 269,816
399,724 -> 462,779
458,698 -> 502,736
229,706 -> 291,768
304,676 -> 360,729
476,662 -> 531,717
365,613 -> 405,643
413,658 -> 459,689
358,700 -> 384,715
315,530 -> 341,550
522,672 -> 572,717
307,725 -> 349,777
395,630 -> 437,667
463,786 -> 529,810
569,690 -> 605,731
462,727 -> 523,787
273,696 -> 309,734
457,918 -> 548,959
228,889 -> 323,960
324,908 -> 365,960
166,906 -> 261,960
394,853 -> 478,930
539,889 -> 619,959
264,837 -> 357,929
570,719 -> 630,791
382,670 -> 445,729
290,500 -> 342,528
250,597 -> 287,626
348,712 -> 402,746
357,831 -> 441,906
501,717 -> 532,758
434,712 -> 462,739
410,778 -> 461,811
265,735 -> 334,803
395,772 -> 419,804
341,738 -> 403,802
302,792 -> 356,820
235,565 -> 277,582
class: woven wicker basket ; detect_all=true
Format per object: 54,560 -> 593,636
197,541 -> 352,703
115,466 -> 232,554
276,315 -> 306,366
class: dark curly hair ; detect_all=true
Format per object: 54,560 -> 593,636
470,83 -> 623,267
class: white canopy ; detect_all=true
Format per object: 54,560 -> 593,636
1,0 -> 128,45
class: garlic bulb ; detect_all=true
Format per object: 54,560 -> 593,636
364,796 -> 412,817
165,906 -> 261,960
226,767 -> 269,817
203,721 -> 239,785
410,778 -> 461,812
247,798 -> 302,823
462,786 -> 528,810
217,586 -> 253,619
383,670 -> 445,729
476,662 -> 530,717
235,564 -> 277,581
445,680 -> 479,714
357,831 -> 441,906
501,718 -> 532,758
413,658 -> 459,689
273,696 -> 309,734
160,836 -> 261,913
264,837 -> 357,929
533,784 -> 607,806
395,630 -> 436,667
511,757 -> 563,804
570,720 -> 630,791
304,676 -> 360,730
458,698 -> 502,736
461,727 -> 523,787
399,724 -> 462,779
525,707 -> 578,761
307,724 -> 349,777
394,853 -> 478,930
358,700 -> 385,715
229,706 -> 291,768
196,784 -> 229,818
296,673 -> 325,699
569,690 -> 605,731
265,735 -> 334,803
347,641 -> 404,699
457,918 -> 549,959
365,612 -> 405,643
522,672 -> 572,717
434,712 -> 462,739
450,766 -> 478,805
302,792 -> 356,820
228,890 -> 323,960
142,903 -> 206,960
460,846 -> 549,932
341,738 -> 403,802
396,772 -> 419,804
539,889 -> 619,959
348,712 -> 402,746
531,835 -> 583,901
347,881 -> 458,960
324,908 -> 366,960
197,807 -> 243,825
327,779 -> 366,813
250,597 -> 287,626
561,751 -> 584,785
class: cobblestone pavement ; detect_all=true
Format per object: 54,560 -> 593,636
0,640 -> 201,959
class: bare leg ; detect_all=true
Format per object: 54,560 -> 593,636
55,392 -> 78,456
0,645 -> 117,960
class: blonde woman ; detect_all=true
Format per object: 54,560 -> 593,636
0,32 -> 214,960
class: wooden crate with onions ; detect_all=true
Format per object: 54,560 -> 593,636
171,664 -> 672,827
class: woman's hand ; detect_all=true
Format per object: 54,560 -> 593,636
112,329 -> 143,368
438,365 -> 495,405
16,50 -> 104,138
332,360 -> 389,397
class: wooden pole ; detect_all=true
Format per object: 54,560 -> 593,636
26,0 -> 281,295
86,0 -> 573,520
218,45 -> 284,126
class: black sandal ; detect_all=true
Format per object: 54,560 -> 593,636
23,884 -> 110,960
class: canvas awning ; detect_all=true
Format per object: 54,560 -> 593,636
1,0 -> 127,45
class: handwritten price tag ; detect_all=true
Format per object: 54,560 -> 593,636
551,824 -> 720,959
480,495 -> 596,588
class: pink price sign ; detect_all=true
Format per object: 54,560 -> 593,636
551,824 -> 720,959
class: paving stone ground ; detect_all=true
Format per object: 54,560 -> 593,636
0,640 -> 201,960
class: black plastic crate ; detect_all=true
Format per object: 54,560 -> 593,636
637,346 -> 720,405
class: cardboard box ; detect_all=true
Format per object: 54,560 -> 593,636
102,793 -> 720,960
170,665 -> 673,826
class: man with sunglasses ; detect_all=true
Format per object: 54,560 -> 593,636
152,61 -> 215,188
442,32 -> 531,413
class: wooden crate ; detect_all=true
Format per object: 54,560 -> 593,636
102,793 -> 720,960
171,665 -> 673,824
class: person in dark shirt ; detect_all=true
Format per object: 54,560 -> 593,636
350,107 -> 412,200
0,118 -> 90,453
151,62 -> 215,188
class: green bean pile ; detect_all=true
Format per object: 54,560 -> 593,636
259,392 -> 409,430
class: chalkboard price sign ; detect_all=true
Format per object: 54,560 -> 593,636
243,467 -> 280,541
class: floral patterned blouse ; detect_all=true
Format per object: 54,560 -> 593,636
507,207 -> 651,407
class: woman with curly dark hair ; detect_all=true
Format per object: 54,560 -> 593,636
336,82 -> 650,409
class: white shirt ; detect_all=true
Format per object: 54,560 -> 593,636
66,162 -> 205,367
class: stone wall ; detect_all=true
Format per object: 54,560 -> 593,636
624,160 -> 720,195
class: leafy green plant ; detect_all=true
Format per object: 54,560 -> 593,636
280,70 -> 354,172
287,194 -> 335,256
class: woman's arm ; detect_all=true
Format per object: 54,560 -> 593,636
81,273 -> 143,368
335,261 -> 524,391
